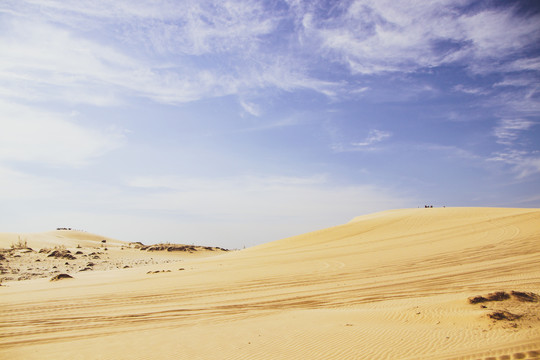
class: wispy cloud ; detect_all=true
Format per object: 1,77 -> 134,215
299,0 -> 540,75
333,129 -> 392,152
1,0 -> 538,109
239,100 -> 262,117
0,0 -> 343,107
489,149 -> 540,179
352,129 -> 392,147
0,17 -> 250,105
489,118 -> 539,178
493,118 -> 536,146
453,84 -> 488,95
494,74 -> 539,88
0,101 -> 126,167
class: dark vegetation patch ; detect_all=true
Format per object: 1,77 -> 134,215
47,250 -> 76,260
139,243 -> 229,252
488,311 -> 522,321
469,291 -> 510,304
511,291 -> 539,302
50,273 -> 73,281
146,270 -> 172,274
468,291 -> 539,304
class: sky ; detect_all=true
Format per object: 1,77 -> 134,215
0,0 -> 539,248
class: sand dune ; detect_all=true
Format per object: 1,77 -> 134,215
1,207 -> 539,359
0,229 -> 126,250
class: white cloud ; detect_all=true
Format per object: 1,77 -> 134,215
0,101 -> 125,167
0,18 -> 250,105
494,75 -> 538,88
0,2 -> 344,106
239,100 -> 262,117
486,118 -> 540,179
8,0 -> 277,56
489,149 -> 540,179
299,0 -> 540,75
493,118 -> 536,146
504,57 -> 540,72
6,0 -> 536,108
333,129 -> 392,152
453,84 -> 488,95
353,129 -> 392,147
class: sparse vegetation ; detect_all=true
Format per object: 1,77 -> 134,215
488,311 -> 522,321
139,243 -> 229,252
468,290 -> 539,304
468,291 -> 510,304
11,236 -> 28,249
47,249 -> 76,260
511,291 -> 539,302
50,273 -> 73,281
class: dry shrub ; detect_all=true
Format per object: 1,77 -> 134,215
511,291 -> 539,302
488,311 -> 522,321
468,291 -> 510,304
50,273 -> 73,281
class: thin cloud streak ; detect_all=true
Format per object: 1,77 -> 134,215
493,119 -> 536,146
332,129 -> 392,153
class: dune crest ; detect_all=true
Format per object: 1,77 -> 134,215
1,207 -> 539,359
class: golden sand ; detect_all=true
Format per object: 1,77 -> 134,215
1,207 -> 539,359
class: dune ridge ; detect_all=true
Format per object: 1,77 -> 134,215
0,207 -> 539,359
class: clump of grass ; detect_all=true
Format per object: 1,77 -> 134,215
511,291 -> 539,302
10,236 -> 28,249
468,291 -> 510,304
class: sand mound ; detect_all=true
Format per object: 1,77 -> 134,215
0,230 -> 126,250
1,207 -> 539,359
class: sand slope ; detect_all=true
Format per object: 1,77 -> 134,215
1,207 -> 539,359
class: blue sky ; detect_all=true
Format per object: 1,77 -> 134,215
1,0 -> 539,248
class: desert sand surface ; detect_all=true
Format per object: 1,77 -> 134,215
0,230 -> 229,283
1,207 -> 539,359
